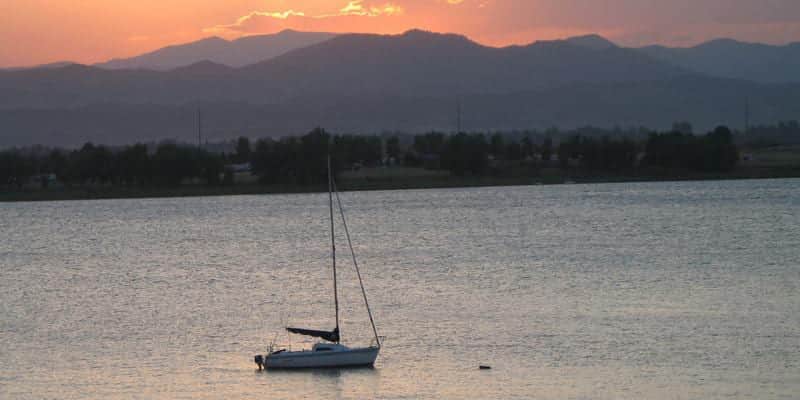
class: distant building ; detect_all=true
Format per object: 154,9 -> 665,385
226,162 -> 251,173
418,153 -> 441,170
23,173 -> 59,189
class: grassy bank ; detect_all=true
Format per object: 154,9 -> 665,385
2,165 -> 799,202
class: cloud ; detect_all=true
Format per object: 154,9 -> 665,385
205,1 -> 405,36
334,0 -> 404,16
202,0 -> 800,46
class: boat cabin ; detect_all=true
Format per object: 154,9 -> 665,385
312,343 -> 349,352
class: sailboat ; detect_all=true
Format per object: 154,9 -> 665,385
255,156 -> 381,369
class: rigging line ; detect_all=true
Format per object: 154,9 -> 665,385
332,179 -> 381,347
328,155 -> 341,341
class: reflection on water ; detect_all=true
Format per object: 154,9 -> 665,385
1,178 -> 799,399
255,367 -> 381,399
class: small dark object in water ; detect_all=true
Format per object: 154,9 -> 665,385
479,365 -> 491,370
254,354 -> 264,370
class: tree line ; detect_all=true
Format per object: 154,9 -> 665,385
743,120 -> 800,147
1,125 -> 741,189
0,142 -> 225,188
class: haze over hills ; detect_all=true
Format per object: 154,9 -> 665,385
0,30 -> 688,107
8,30 -> 800,84
2,61 -> 79,72
237,29 -> 687,98
13,29 -> 800,86
95,30 -> 337,70
1,30 -> 799,147
639,39 -> 800,83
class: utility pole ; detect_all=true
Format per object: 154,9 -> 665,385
197,108 -> 202,149
456,99 -> 462,134
744,97 -> 750,134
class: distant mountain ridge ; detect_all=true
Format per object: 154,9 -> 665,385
95,30 -> 337,70
236,29 -> 686,98
565,34 -> 618,50
1,30 -> 800,147
639,38 -> 800,83
0,30 -> 691,108
7,30 -> 800,85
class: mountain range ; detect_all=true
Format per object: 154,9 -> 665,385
95,30 -> 336,70
1,30 -> 799,147
639,39 -> 800,84
71,31 -> 800,84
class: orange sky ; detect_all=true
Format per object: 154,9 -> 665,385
2,0 -> 800,67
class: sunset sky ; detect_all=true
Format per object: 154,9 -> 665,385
2,0 -> 800,68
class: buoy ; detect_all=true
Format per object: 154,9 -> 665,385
479,365 -> 491,370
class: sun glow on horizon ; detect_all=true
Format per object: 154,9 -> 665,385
2,0 -> 800,68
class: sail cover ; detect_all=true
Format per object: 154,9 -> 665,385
286,327 -> 340,342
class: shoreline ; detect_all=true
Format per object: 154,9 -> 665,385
2,168 -> 798,203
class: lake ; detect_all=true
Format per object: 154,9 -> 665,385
2,179 -> 799,399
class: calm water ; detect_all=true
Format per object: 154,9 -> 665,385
2,179 -> 799,399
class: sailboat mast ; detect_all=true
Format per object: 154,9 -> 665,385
328,155 -> 340,340
332,180 -> 381,348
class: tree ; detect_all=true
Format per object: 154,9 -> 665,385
43,150 -> 68,182
705,126 -> 739,171
251,138 -> 276,181
235,137 -> 251,163
386,136 -> 401,161
490,133 -> 504,158
442,133 -> 488,176
557,135 -> 584,169
643,126 -> 738,172
0,150 -> 34,188
521,136 -> 534,159
504,142 -> 523,161
117,144 -> 150,185
542,137 -> 553,162
152,143 -> 201,185
301,128 -> 331,184
200,153 -> 224,185
69,143 -> 114,184
413,132 -> 446,155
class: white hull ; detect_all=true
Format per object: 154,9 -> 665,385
265,346 -> 379,369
